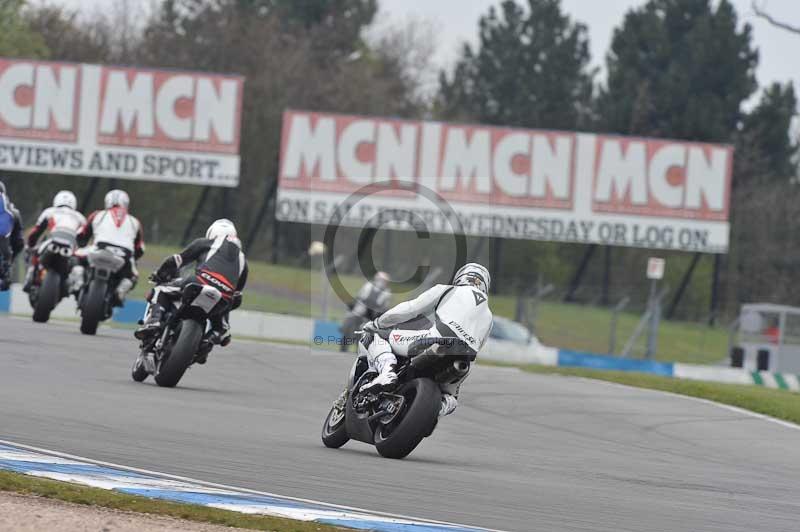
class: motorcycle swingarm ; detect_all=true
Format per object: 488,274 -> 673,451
345,390 -> 406,444
367,393 -> 405,425
345,393 -> 379,445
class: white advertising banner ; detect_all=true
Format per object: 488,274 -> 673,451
0,58 -> 243,186
276,110 -> 733,253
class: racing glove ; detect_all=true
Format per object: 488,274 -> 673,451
362,319 -> 381,334
231,291 -> 243,310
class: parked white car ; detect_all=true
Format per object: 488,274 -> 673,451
480,316 -> 557,365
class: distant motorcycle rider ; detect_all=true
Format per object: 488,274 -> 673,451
340,271 -> 392,352
135,219 -> 248,351
24,190 -> 86,293
359,263 -> 493,417
0,181 -> 24,290
77,189 -> 144,304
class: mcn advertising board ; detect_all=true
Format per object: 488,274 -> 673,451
277,110 -> 732,253
0,58 -> 243,187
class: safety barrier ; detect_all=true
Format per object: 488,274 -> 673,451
552,348 -> 800,392
2,284 -> 314,344
557,349 -> 674,376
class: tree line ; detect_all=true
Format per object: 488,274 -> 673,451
0,0 -> 797,320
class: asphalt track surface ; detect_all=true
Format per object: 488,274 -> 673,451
2,317 -> 800,531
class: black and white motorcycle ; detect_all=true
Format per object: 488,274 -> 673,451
29,231 -> 77,323
321,334 -> 474,459
131,276 -> 236,387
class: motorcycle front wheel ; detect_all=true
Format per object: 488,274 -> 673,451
321,393 -> 350,448
373,378 -> 441,459
154,319 -> 203,388
32,270 -> 60,323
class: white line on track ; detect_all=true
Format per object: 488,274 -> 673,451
0,438 -> 509,532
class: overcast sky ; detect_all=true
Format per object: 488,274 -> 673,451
378,0 -> 799,106
54,0 -> 799,106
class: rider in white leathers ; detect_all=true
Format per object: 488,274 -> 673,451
24,191 -> 86,293
77,189 -> 144,303
359,263 -> 493,417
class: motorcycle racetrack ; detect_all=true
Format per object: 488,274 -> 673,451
2,317 -> 800,532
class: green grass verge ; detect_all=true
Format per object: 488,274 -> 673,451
135,245 -> 728,365
493,362 -> 800,425
0,470 -> 342,532
488,297 -> 728,365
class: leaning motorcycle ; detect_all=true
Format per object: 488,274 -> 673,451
321,335 -> 475,459
131,277 -> 233,388
29,231 -> 77,323
77,247 -> 127,335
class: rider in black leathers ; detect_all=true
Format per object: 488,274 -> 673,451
135,219 -> 248,349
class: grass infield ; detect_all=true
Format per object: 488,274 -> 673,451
0,470 -> 342,532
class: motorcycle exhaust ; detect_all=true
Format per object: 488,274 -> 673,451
453,360 -> 469,373
434,360 -> 470,384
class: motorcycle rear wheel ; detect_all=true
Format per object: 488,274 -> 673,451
154,320 -> 203,388
80,279 -> 106,335
32,270 -> 60,323
374,378 -> 440,459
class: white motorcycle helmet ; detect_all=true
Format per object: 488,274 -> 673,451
53,190 -> 77,210
206,218 -> 240,246
104,189 -> 130,209
453,263 -> 491,294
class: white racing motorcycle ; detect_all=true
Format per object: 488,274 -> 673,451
77,246 -> 128,335
321,334 -> 474,459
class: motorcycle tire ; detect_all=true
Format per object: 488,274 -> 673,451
80,279 -> 106,335
374,378 -> 441,459
321,400 -> 350,448
32,270 -> 60,323
154,319 -> 203,388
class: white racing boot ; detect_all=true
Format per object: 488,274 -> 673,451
116,278 -> 134,305
439,394 -> 458,417
360,353 -> 398,393
67,265 -> 85,297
